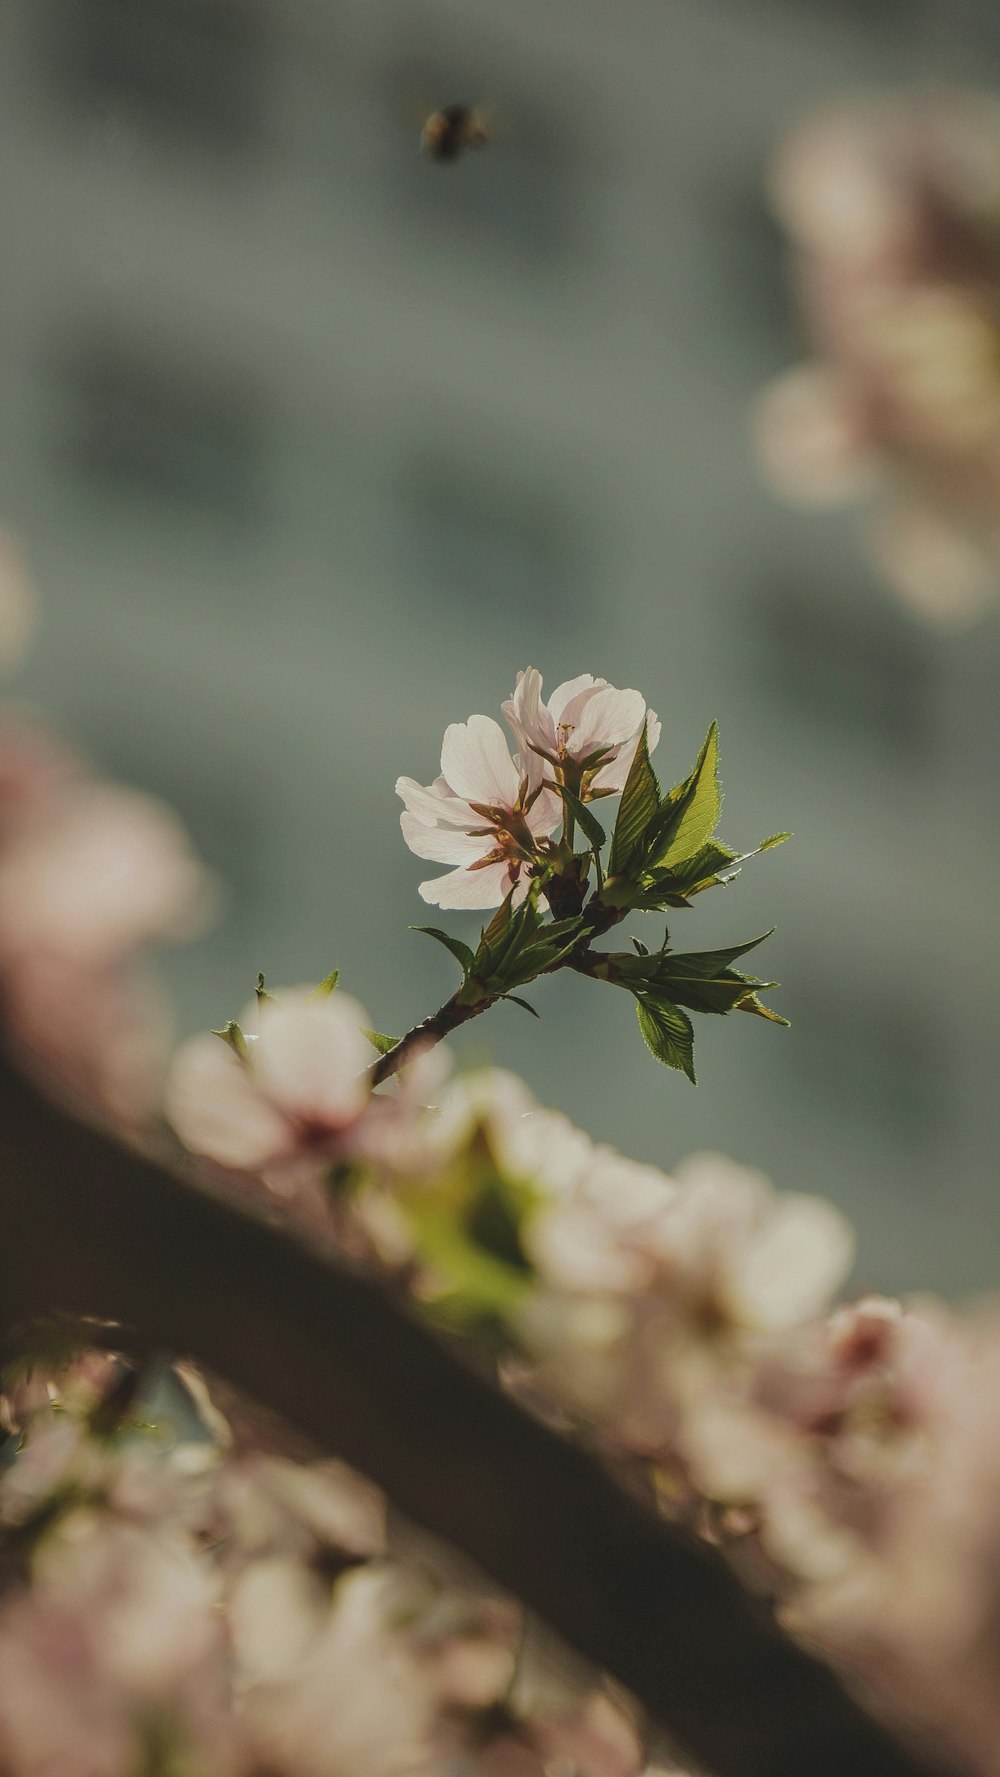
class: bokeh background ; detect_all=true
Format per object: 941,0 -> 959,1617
4,0 -> 1000,1296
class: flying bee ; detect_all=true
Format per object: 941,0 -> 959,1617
420,104 -> 490,163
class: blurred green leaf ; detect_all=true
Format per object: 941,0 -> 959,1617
309,969 -> 340,1000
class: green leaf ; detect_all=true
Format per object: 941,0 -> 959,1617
309,969 -> 340,1000
479,894 -> 516,954
554,783 -> 607,854
735,993 -> 790,1026
658,932 -> 774,977
363,1029 -> 400,1056
648,722 -> 721,872
212,1020 -> 249,1062
635,998 -> 696,1082
608,719 -> 660,876
412,926 -> 475,978
255,972 -> 273,1005
501,993 -> 540,1017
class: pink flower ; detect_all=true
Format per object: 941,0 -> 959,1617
396,713 -> 560,910
0,531 -> 34,676
166,989 -> 374,1175
502,669 -> 660,797
0,783 -> 212,967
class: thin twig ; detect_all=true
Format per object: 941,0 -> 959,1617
0,1050 -> 952,1777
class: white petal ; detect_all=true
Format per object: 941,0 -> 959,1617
502,666 -> 556,757
418,860 -> 510,909
254,994 -> 372,1128
166,1033 -> 291,1169
524,786 -> 562,839
547,674 -> 599,724
723,1195 -> 856,1331
399,813 -> 489,864
394,775 -> 476,829
590,710 -> 662,793
570,686 -> 647,755
440,715 -> 520,807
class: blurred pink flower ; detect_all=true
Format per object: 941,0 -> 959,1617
0,782 -> 212,967
757,94 -> 1000,625
502,668 -> 660,796
396,712 -> 560,909
166,988 -> 374,1176
0,531 -> 35,675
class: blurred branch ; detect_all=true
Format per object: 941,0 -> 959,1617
0,1050 -> 949,1777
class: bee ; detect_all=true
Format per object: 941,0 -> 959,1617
420,104 -> 490,163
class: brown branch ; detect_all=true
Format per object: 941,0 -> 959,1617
0,1051 -> 953,1777
368,990 -> 495,1084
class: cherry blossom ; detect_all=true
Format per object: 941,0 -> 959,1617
0,783 -> 212,968
502,668 -> 661,797
165,987 -> 374,1178
396,712 -> 561,909
756,94 -> 1000,625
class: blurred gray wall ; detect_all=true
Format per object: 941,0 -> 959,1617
3,0 -> 1000,1294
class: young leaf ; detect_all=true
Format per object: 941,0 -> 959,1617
648,722 -> 721,872
501,994 -> 540,1017
255,972 -> 273,1005
212,1020 -> 249,1062
554,783 -> 607,854
635,997 -> 696,1083
608,719 -> 660,876
363,1029 -> 400,1056
412,926 -> 475,978
309,969 -> 340,1000
735,993 -> 790,1026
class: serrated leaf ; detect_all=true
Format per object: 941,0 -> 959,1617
658,932 -> 774,977
501,994 -> 540,1017
309,969 -> 340,1000
554,783 -> 607,854
757,832 -> 791,852
363,1029 -> 400,1056
412,926 -> 475,978
635,997 -> 696,1082
648,722 -> 721,872
608,719 -> 660,876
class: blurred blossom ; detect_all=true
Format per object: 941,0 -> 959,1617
0,783 -> 212,967
0,532 -> 35,674
166,987 -> 375,1178
757,93 -> 1000,625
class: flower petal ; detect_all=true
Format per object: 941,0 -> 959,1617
524,786 -> 563,839
399,813 -> 490,865
166,1033 -> 291,1169
569,686 -> 647,755
590,711 -> 661,793
394,775 -> 476,829
440,716 -> 520,807
253,994 -> 372,1129
418,860 -> 512,909
547,675 -> 600,724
